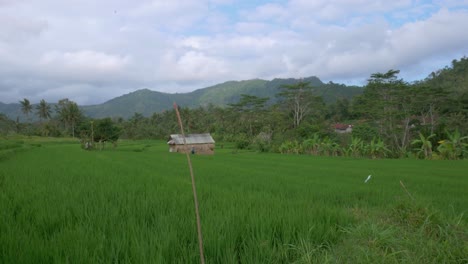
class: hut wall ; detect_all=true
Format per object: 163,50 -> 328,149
171,143 -> 214,155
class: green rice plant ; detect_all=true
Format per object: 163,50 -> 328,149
0,139 -> 466,263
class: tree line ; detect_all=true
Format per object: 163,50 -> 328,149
3,57 -> 468,158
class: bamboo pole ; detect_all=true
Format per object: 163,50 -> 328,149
173,103 -> 205,264
400,180 -> 415,201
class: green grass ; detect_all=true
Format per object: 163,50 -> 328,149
0,139 -> 467,263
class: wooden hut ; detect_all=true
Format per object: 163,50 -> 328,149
334,123 -> 353,134
167,133 -> 215,155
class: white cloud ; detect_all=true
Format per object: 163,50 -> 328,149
247,0 -> 414,24
33,83 -> 131,105
235,22 -> 270,34
0,0 -> 468,105
288,0 -> 412,18
39,50 -> 131,74
130,0 -> 210,31
390,8 -> 468,62
246,3 -> 288,21
434,0 -> 468,8
157,51 -> 228,82
0,15 -> 48,42
0,0 -> 21,6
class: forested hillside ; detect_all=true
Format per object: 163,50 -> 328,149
0,76 -> 362,119
425,57 -> 468,93
80,76 -> 361,118
423,57 -> 468,115
0,103 -> 22,121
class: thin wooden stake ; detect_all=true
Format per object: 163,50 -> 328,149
174,103 -> 205,264
400,180 -> 415,201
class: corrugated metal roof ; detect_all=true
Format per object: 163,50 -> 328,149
168,133 -> 215,145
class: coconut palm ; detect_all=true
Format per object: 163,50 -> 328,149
19,98 -> 33,120
35,99 -> 51,123
56,99 -> 82,137
67,102 -> 82,138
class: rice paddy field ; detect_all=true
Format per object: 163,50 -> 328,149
0,137 -> 467,263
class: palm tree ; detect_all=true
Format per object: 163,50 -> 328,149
35,99 -> 51,123
67,102 -> 82,138
19,98 -> 33,121
56,99 -> 82,137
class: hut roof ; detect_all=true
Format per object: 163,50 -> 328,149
334,123 -> 352,130
168,133 -> 215,145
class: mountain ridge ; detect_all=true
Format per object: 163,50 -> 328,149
1,76 -> 362,119
80,76 -> 362,118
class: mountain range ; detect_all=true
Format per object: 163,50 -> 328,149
0,76 -> 362,120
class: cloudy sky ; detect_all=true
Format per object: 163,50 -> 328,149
1,0 -> 467,105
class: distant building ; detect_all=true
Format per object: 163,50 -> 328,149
334,123 -> 353,134
168,133 -> 215,155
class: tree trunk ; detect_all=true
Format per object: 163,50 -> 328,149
429,104 -> 435,135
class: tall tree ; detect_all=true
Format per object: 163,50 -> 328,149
19,98 -> 33,121
56,99 -> 83,137
228,94 -> 269,137
353,70 -> 414,154
67,102 -> 82,138
276,81 -> 318,128
94,118 -> 121,149
35,99 -> 51,123
123,112 -> 147,139
328,98 -> 351,121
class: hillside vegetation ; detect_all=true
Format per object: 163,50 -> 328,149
81,76 -> 362,118
1,76 -> 362,119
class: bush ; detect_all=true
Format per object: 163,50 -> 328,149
352,123 -> 379,142
252,132 -> 272,152
279,140 -> 302,154
234,133 -> 250,149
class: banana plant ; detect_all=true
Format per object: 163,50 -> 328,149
319,137 -> 335,156
368,137 -> 390,159
411,133 -> 436,159
437,130 -> 468,159
348,137 -> 365,157
302,133 -> 321,155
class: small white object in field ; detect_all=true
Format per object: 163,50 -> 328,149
365,175 -> 372,183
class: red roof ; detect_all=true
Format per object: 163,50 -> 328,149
334,123 -> 352,130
